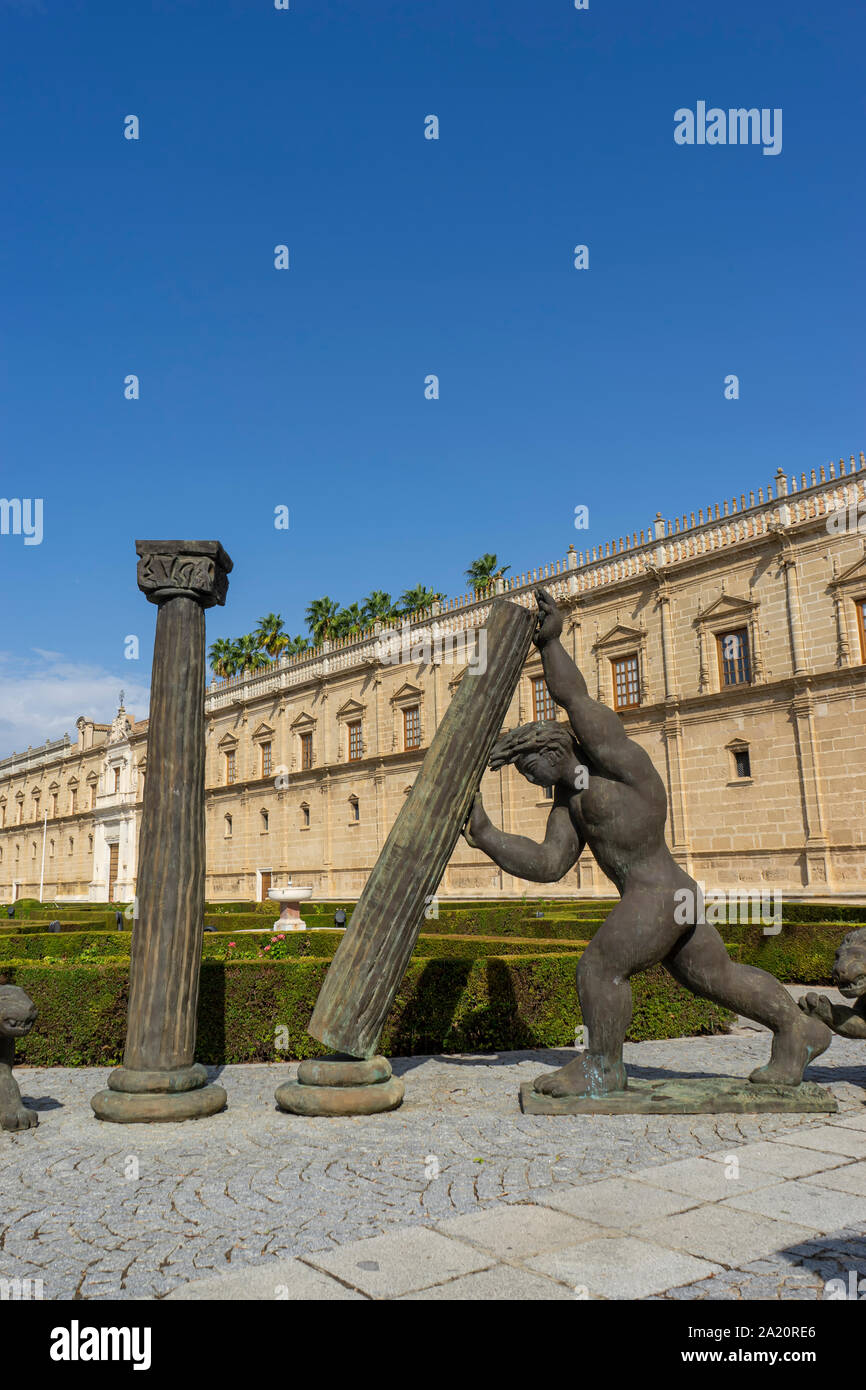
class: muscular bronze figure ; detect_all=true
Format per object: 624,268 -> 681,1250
464,589 -> 832,1099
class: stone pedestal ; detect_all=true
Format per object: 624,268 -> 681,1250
92,541 -> 232,1124
273,904 -> 306,932
275,1055 -> 404,1116
519,1075 -> 838,1116
268,887 -> 313,932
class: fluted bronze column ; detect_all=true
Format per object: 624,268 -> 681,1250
92,540 -> 232,1123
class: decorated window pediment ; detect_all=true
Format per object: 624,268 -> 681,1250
593,621 -> 646,651
391,682 -> 423,706
336,698 -> 365,721
695,591 -> 758,629
830,548 -> 866,594
290,711 -> 316,730
252,721 -> 274,742
217,732 -> 239,750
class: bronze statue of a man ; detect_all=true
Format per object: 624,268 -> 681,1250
464,589 -> 831,1099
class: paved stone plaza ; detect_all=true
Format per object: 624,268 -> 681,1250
1,1033 -> 865,1301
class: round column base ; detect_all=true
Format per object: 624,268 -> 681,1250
275,1054 -> 404,1117
107,1062 -> 210,1094
91,1063 -> 226,1123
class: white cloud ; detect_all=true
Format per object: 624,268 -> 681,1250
0,650 -> 150,758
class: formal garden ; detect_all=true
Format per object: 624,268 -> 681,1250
2,897 -> 863,1069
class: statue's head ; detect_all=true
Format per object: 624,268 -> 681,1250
0,985 -> 37,1038
489,721 -> 580,789
832,928 -> 866,1000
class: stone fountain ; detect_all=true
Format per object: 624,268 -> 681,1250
267,885 -> 313,932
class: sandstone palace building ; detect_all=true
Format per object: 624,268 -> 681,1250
2,456 -> 864,903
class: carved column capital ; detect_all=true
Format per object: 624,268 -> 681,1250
135,540 -> 233,609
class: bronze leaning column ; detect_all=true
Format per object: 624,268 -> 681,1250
92,540 -> 232,1123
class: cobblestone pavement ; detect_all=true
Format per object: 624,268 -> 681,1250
648,1227 -> 866,1300
1,1033 -> 864,1300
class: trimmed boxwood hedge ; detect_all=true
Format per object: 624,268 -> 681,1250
0,930 -> 585,963
724,923 -> 861,983
6,901 -> 126,920
198,909 -> 602,935
768,903 -> 866,924
0,917 -> 122,935
1,954 -> 731,1067
425,916 -> 603,940
2,921 -> 858,976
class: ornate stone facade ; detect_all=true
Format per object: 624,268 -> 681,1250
1,457 -> 864,902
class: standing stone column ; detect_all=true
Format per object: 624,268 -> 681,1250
92,540 -> 232,1123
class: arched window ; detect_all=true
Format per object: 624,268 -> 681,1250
68,838 -> 74,856
261,809 -> 269,833
300,803 -> 310,828
224,814 -> 233,838
348,795 -> 360,823
49,839 -> 55,858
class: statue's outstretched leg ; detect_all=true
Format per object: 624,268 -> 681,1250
534,897 -> 678,1098
664,921 -> 832,1085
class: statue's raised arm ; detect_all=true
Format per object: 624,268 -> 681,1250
533,588 -> 650,785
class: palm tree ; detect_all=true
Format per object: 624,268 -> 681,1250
305,597 -> 342,645
465,554 -> 510,593
254,613 -> 288,659
398,584 -> 445,616
334,603 -> 363,639
235,634 -> 270,673
226,639 -> 247,674
208,638 -> 236,679
283,634 -> 309,658
361,590 -> 397,625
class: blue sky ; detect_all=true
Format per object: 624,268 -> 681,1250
0,0 -> 863,755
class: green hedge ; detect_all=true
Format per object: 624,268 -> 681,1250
725,923 -> 859,984
4,901 -> 128,920
769,903 -> 866,924
200,911 -> 352,933
2,922 -> 858,976
421,915 -> 600,940
0,930 -> 585,963
0,917 -> 122,935
2,955 -> 731,1067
